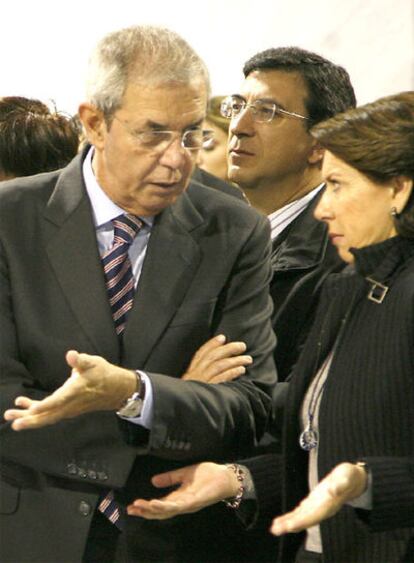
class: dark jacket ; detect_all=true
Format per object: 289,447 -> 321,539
270,191 -> 344,382
192,166 -> 248,202
246,236 -> 414,563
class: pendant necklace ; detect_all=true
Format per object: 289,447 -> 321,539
299,355 -> 331,451
298,282 -> 363,452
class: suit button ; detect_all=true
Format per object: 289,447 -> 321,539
97,471 -> 108,481
78,467 -> 87,478
87,469 -> 97,480
67,463 -> 77,475
78,501 -> 91,516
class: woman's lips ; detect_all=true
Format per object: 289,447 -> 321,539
329,233 -> 344,245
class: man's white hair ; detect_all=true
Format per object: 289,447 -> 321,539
85,25 -> 210,117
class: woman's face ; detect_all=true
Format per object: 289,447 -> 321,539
314,151 -> 401,263
198,120 -> 229,181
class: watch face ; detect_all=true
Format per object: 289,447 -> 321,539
117,394 -> 143,418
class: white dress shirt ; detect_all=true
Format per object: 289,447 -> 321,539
268,184 -> 324,241
83,147 -> 154,428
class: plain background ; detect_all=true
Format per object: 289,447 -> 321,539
3,0 -> 413,115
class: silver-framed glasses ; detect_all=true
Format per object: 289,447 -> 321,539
220,95 -> 309,123
114,117 -> 214,152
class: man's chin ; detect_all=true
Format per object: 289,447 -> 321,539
228,167 -> 246,187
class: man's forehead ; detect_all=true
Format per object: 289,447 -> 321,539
119,81 -> 207,127
239,69 -> 307,105
123,81 -> 206,114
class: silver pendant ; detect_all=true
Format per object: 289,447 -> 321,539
299,426 -> 319,451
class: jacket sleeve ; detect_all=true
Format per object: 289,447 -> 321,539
240,454 -> 284,529
356,456 -> 414,531
124,213 -> 277,460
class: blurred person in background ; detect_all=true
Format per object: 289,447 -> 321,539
192,95 -> 247,200
198,95 -> 230,182
0,96 -> 79,180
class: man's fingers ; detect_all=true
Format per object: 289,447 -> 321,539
4,408 -> 27,421
204,355 -> 252,379
65,349 -> 80,369
14,396 -> 37,409
65,350 -> 99,372
24,380 -> 81,414
208,365 -> 248,383
4,396 -> 37,419
206,341 -> 248,361
190,335 -> 226,362
10,409 -> 64,431
190,338 -> 247,364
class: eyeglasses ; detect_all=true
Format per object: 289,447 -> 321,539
220,95 -> 309,123
114,117 -> 214,152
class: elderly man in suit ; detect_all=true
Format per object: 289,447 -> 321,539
0,25 -> 276,563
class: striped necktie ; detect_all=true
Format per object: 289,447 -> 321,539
101,213 -> 143,335
98,213 -> 142,529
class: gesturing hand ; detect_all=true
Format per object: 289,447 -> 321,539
127,462 -> 239,520
271,462 -> 368,536
4,350 -> 137,430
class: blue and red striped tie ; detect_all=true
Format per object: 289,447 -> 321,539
101,214 -> 143,335
98,213 -> 142,528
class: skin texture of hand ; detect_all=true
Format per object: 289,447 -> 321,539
271,462 -> 368,536
127,462 -> 238,519
182,334 -> 252,383
3,350 -> 137,431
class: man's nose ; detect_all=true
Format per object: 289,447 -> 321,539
229,108 -> 255,137
159,137 -> 188,169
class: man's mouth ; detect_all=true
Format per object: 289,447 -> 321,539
151,181 -> 180,188
229,147 -> 254,157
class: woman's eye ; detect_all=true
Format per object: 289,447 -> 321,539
203,139 -> 216,151
328,180 -> 341,193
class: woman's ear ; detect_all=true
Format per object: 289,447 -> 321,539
392,175 -> 413,213
78,103 -> 107,149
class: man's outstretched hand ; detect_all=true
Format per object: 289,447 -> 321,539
4,350 -> 137,430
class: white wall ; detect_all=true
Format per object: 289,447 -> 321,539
3,0 -> 413,115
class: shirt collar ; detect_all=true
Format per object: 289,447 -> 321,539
268,183 -> 324,241
82,146 -> 153,229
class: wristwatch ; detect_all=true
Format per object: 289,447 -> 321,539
116,372 -> 146,418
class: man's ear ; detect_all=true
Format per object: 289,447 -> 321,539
392,175 -> 413,212
78,103 -> 107,149
307,141 -> 325,166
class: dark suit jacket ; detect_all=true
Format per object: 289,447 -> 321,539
0,151 -> 276,562
191,166 -> 247,202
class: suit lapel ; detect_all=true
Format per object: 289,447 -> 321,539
43,153 -> 119,361
122,188 -> 203,367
